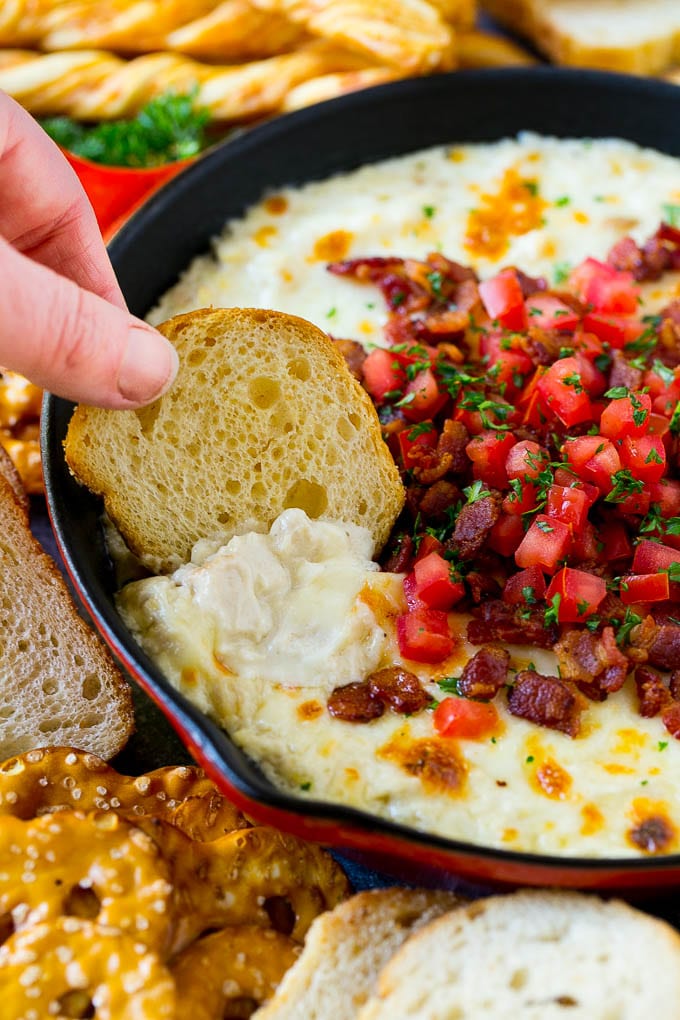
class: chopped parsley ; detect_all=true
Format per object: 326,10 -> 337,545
605,469 -> 645,504
553,262 -> 572,285
422,204 -> 436,218
555,195 -> 570,207
662,203 -> 680,227
544,593 -> 561,626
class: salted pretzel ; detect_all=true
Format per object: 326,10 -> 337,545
0,811 -> 175,953
0,918 -> 177,1020
0,41 -> 372,120
172,924 -> 301,1018
0,371 -> 43,495
0,746 -> 250,839
142,821 -> 351,949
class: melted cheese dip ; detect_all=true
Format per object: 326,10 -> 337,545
150,133 -> 680,334
137,133 -> 680,857
120,512 -> 680,858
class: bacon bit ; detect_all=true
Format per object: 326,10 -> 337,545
554,627 -> 630,698
450,493 -> 501,560
457,646 -> 509,700
416,480 -> 462,521
367,667 -> 430,715
507,671 -> 583,738
378,731 -> 467,796
468,600 -> 558,649
464,168 -> 547,260
332,338 -> 366,379
382,533 -> 414,574
634,667 -> 671,718
648,625 -> 680,671
670,670 -> 680,701
662,702 -> 680,740
327,682 -> 383,723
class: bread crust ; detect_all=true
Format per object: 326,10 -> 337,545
65,307 -> 404,573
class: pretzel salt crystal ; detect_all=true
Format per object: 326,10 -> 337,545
0,811 -> 174,953
0,919 -> 176,1020
0,41 -> 372,120
172,924 -> 301,1019
0,747 -> 250,839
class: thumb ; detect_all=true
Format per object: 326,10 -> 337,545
0,237 -> 178,409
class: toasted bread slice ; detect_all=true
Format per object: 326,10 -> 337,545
65,307 -> 404,573
0,473 -> 133,759
254,888 -> 465,1020
482,0 -> 680,74
358,890 -> 680,1020
0,443 -> 28,518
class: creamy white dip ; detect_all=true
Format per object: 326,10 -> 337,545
133,133 -> 680,856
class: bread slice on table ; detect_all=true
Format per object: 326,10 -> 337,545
65,307 -> 404,573
482,0 -> 680,74
253,887 -> 465,1020
0,472 -> 133,759
357,889 -> 680,1020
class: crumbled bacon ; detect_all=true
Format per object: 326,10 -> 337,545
467,600 -> 557,649
367,667 -> 430,715
457,646 -> 510,700
635,666 -> 672,718
648,625 -> 680,671
332,338 -> 366,379
662,702 -> 680,740
608,350 -> 642,392
327,682 -> 383,723
450,493 -> 500,560
554,627 -> 629,697
382,533 -> 414,574
507,671 -> 583,737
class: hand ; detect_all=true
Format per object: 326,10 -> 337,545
0,91 -> 178,408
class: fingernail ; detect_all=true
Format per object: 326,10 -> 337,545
118,323 -> 179,404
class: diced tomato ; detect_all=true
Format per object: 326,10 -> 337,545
620,434 -> 667,484
525,294 -> 580,331
599,391 -> 652,439
648,479 -> 680,518
414,533 -> 444,562
478,269 -> 528,331
632,540 -> 680,574
545,567 -> 607,622
569,258 -> 640,314
573,330 -> 606,362
466,429 -> 517,489
398,422 -> 438,468
569,520 -> 600,565
562,435 -> 621,495
502,481 -> 538,516
536,356 -> 593,427
582,313 -> 645,349
515,515 -> 572,573
552,471 -> 599,507
644,364 -> 679,401
598,520 -> 632,563
433,697 -> 500,740
403,573 -> 426,611
647,413 -> 671,437
412,552 -> 465,611
574,351 -> 608,397
488,514 -> 525,557
653,378 -> 680,418
502,565 -> 547,606
613,489 -> 650,517
361,348 -> 405,404
396,608 -> 454,663
487,348 -> 534,397
505,440 -> 548,481
546,484 -> 589,531
620,572 -> 670,605
390,343 -> 438,369
401,368 -> 447,422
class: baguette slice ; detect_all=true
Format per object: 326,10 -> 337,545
254,888 -> 465,1020
65,307 -> 405,573
482,0 -> 680,74
0,473 -> 133,759
358,890 -> 680,1020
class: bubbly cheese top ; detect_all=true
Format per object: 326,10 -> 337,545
118,509 -> 399,695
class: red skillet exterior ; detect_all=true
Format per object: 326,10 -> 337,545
42,67 -> 680,890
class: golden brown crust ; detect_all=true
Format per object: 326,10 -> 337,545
66,307 -> 404,572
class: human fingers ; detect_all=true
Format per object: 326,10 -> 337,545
0,90 -> 125,308
0,237 -> 178,408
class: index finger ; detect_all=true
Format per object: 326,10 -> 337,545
0,90 -> 126,309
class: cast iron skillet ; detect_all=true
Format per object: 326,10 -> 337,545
43,68 -> 680,889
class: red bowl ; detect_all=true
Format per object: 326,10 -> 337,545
64,149 -> 195,240
42,69 -> 680,890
